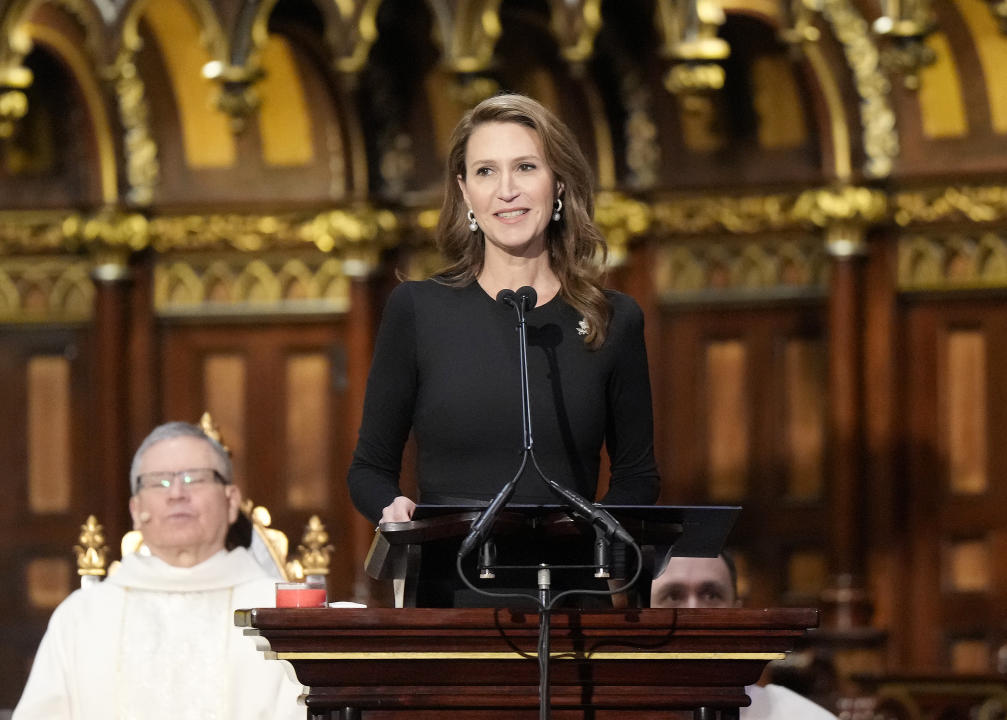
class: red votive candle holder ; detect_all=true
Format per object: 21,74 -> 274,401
275,581 -> 327,608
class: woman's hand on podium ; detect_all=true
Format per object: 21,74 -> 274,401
380,496 -> 416,525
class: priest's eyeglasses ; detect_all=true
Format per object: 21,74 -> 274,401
135,468 -> 229,492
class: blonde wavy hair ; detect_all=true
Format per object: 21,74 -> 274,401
435,93 -> 611,348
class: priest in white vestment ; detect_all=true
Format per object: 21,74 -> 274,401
13,422 -> 305,720
650,553 -> 837,720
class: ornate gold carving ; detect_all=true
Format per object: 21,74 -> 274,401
198,411 -> 230,453
594,192 -> 652,266
655,0 -> 731,62
447,74 -> 500,109
144,207 -> 397,262
108,48 -> 159,205
898,232 -> 1007,290
288,515 -> 333,578
321,0 -> 381,73
0,73 -> 29,138
986,0 -> 1007,32
0,256 -> 94,322
63,208 -> 150,251
429,0 -> 503,73
201,61 -> 263,133
653,235 -> 829,301
893,185 -> 1007,226
153,252 -> 352,315
0,8 -> 34,138
0,211 -> 74,253
301,206 -> 397,250
656,0 -> 730,95
650,186 -> 887,235
779,0 -> 822,46
549,0 -> 602,63
621,74 -> 660,189
793,185 -> 887,226
652,195 -> 798,235
74,515 -> 109,578
818,0 -> 899,177
244,500 -> 291,580
665,63 -> 726,94
872,0 -> 936,90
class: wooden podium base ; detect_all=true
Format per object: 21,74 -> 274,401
236,606 -> 819,719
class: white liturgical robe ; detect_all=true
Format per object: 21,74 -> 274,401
743,683 -> 837,719
13,547 -> 304,720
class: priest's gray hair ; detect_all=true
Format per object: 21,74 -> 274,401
129,421 -> 233,495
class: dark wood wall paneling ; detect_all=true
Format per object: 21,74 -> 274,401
903,294 -> 1007,671
0,327 -> 93,705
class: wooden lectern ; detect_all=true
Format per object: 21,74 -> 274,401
237,506 -> 819,719
236,605 -> 820,719
364,505 -> 742,608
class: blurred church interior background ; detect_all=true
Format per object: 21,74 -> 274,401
1,0 -> 1005,714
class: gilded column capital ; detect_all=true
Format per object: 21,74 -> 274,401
323,0 -> 381,74
202,61 -> 264,134
548,0 -> 603,64
429,0 -> 503,74
62,209 -> 147,281
793,186 -> 888,228
793,186 -> 886,258
872,0 -> 936,89
300,206 -> 398,277
594,192 -> 652,266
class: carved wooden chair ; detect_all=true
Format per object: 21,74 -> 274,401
74,504 -> 332,586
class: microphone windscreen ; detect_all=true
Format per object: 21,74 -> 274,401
496,288 -> 517,307
515,286 -> 537,311
139,511 -> 151,523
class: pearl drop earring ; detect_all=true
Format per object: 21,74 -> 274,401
552,198 -> 563,222
467,210 -> 478,232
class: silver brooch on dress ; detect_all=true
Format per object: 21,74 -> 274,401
576,318 -> 589,336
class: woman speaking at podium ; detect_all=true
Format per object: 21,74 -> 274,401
347,94 -> 660,537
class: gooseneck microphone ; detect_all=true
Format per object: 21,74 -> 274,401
459,283 -> 634,554
455,284 -> 642,720
457,287 -> 537,558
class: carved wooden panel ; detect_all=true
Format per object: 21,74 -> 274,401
903,299 -> 1007,671
657,303 -> 830,608
0,328 -> 92,708
157,322 -> 356,599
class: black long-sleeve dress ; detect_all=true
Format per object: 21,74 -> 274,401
347,279 -> 661,524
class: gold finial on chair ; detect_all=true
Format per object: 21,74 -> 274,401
74,515 -> 108,578
245,500 -> 291,578
198,411 -> 230,454
291,515 -> 333,577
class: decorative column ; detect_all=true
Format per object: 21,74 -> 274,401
803,189 -> 890,708
344,264 -> 380,604
824,221 -> 870,619
90,252 -> 133,538
804,187 -> 886,628
72,209 -> 150,538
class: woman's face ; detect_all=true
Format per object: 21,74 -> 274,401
457,121 -> 560,260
